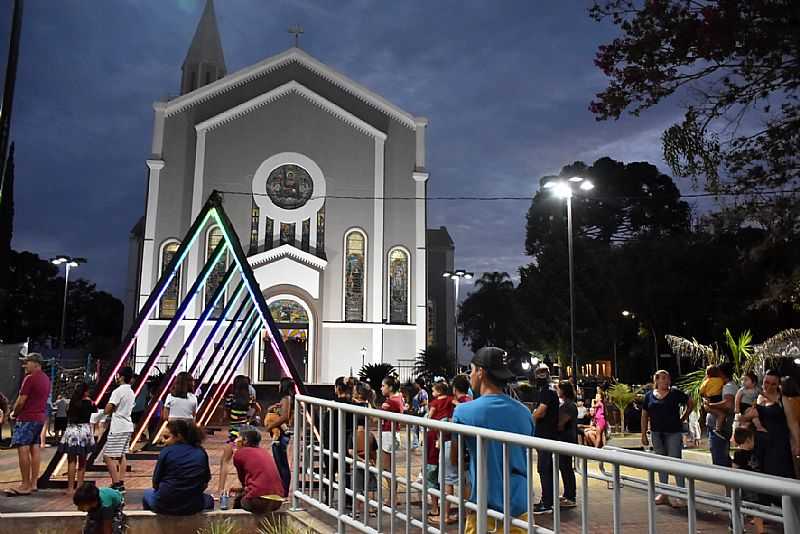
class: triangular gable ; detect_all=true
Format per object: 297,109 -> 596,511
38,191 -> 303,488
157,47 -> 422,130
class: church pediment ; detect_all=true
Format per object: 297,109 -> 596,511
248,243 -> 327,271
157,48 -> 425,131
194,80 -> 386,141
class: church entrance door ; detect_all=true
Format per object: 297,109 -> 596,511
262,297 -> 312,382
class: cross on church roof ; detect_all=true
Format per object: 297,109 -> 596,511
288,25 -> 304,48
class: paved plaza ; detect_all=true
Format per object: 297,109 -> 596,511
0,421 -> 786,532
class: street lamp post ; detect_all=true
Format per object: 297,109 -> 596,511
360,346 -> 366,369
442,269 -> 473,374
51,256 -> 86,358
542,176 -> 594,383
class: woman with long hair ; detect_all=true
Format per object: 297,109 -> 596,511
162,372 -> 197,422
781,376 -> 800,479
641,370 -> 693,506
742,370 -> 796,485
58,383 -> 96,495
265,377 -> 295,496
583,389 -> 609,448
379,376 -> 405,506
142,419 -> 214,515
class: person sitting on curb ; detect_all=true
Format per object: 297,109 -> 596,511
229,429 -> 286,513
73,482 -> 126,534
142,419 -> 214,515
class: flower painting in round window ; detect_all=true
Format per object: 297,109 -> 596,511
266,164 -> 314,210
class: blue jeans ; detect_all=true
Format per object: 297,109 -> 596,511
650,431 -> 685,487
273,435 -> 291,497
142,488 -> 214,514
709,430 -> 731,468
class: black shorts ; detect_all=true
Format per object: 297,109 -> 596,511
54,418 -> 68,432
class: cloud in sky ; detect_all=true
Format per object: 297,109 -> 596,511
1,0 -> 689,299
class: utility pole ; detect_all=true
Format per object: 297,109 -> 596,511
0,0 -> 23,208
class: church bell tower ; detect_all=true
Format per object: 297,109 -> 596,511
180,0 -> 227,95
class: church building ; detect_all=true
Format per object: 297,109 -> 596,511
124,0 -> 429,384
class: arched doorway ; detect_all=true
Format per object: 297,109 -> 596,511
262,295 -> 313,382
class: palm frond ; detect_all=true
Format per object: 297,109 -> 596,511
753,329 -> 800,363
665,335 -> 718,364
675,368 -> 706,410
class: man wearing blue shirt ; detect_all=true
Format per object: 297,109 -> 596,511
452,347 -> 534,533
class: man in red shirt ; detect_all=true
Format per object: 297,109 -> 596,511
6,353 -> 51,496
231,429 -> 285,513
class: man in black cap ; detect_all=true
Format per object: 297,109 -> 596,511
532,363 -> 560,514
452,347 -> 534,533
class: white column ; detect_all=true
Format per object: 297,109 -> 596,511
371,138 -> 385,325
413,171 -> 428,358
186,129 -> 207,319
150,105 -> 166,158
137,159 -> 165,363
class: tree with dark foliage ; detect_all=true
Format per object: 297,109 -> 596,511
590,0 -> 800,309
458,272 -> 524,353
0,250 -> 123,358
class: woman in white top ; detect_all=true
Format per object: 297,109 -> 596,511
163,372 -> 197,422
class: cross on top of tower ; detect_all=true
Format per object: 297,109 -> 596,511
288,25 -> 304,48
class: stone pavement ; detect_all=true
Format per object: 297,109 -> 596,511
0,424 -> 786,532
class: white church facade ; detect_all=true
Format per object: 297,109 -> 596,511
124,1 -> 429,384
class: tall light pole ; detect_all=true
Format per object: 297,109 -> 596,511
51,255 -> 85,357
442,269 -> 473,374
542,176 -> 594,383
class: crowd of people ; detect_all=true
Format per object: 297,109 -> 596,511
4,348 -> 800,533
2,354 -> 291,533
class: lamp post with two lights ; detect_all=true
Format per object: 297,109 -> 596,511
442,269 -> 473,374
541,176 -> 594,382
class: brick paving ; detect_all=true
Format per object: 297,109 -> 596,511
0,422 -> 786,532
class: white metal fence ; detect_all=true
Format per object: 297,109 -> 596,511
290,394 -> 800,533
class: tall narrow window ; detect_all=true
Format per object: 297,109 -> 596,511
344,230 -> 366,322
249,200 -> 259,254
388,247 -> 409,323
205,226 -> 228,317
301,219 -> 310,252
280,223 -> 295,246
265,217 -> 274,250
159,241 -> 181,319
316,206 -> 326,258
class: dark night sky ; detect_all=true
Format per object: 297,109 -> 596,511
2,0 -> 692,300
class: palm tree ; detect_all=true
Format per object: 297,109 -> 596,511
414,346 -> 455,383
725,328 -> 754,377
606,383 -> 641,433
458,272 -> 521,352
358,363 -> 397,392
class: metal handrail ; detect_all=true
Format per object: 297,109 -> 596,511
296,394 -> 800,498
291,394 -> 800,534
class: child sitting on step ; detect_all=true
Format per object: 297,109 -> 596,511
73,482 -> 126,534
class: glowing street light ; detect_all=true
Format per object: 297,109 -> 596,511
541,176 -> 594,382
442,269 -> 474,373
50,255 -> 86,355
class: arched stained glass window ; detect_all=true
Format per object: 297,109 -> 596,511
159,241 -> 181,319
388,247 -> 409,323
205,226 -> 228,317
344,230 -> 366,322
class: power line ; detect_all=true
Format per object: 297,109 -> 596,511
216,188 -> 800,202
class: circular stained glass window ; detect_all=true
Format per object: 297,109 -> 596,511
266,164 -> 314,210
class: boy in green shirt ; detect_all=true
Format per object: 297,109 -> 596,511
73,482 -> 126,534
